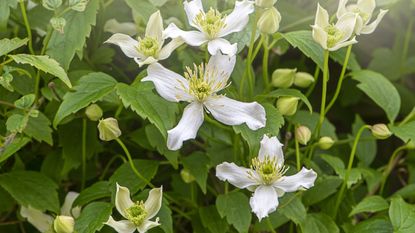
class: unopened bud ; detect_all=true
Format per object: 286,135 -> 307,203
370,124 -> 392,140
85,104 -> 103,121
276,96 -> 299,116
255,0 -> 275,8
318,136 -> 334,150
98,117 -> 121,141
272,68 -> 296,88
257,7 -> 281,34
180,169 -> 195,183
53,216 -> 74,233
295,125 -> 311,145
294,72 -> 315,88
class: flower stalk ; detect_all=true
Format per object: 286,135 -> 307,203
316,50 -> 330,137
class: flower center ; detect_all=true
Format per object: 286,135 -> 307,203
248,156 -> 288,185
325,24 -> 344,48
349,6 -> 370,23
194,8 -> 226,39
125,201 -> 147,226
137,36 -> 160,57
184,64 -> 212,102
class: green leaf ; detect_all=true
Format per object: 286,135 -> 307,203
303,176 -> 342,206
0,136 -> 31,163
73,181 -> 111,207
14,94 -> 35,109
24,112 -> 53,145
9,54 -> 72,88
391,121 -> 415,143
352,217 -> 393,233
389,196 -> 415,233
349,196 -> 389,216
278,194 -> 306,224
53,72 -> 117,127
145,125 -> 179,168
182,152 -> 210,194
300,213 -> 339,233
289,110 -> 337,139
0,171 -> 59,212
0,0 -> 17,30
199,205 -> 229,233
0,37 -> 28,57
116,82 -> 179,139
6,114 -> 27,133
352,70 -> 401,122
74,202 -> 112,233
124,0 -> 157,21
216,192 -> 251,233
46,0 -> 99,69
261,88 -> 313,113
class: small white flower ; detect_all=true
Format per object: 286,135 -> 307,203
142,53 -> 266,150
311,3 -> 358,51
105,184 -> 162,233
164,0 -> 254,56
20,192 -> 80,233
216,135 -> 317,221
337,0 -> 388,35
105,11 -> 184,67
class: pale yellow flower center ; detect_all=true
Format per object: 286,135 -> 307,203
248,156 -> 288,185
325,24 -> 344,48
137,36 -> 160,57
194,8 -> 226,39
349,6 -> 370,23
126,201 -> 147,226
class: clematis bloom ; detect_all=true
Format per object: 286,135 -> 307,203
142,53 -> 266,150
216,135 -> 317,221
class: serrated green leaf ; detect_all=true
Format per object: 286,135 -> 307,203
303,176 -> 342,206
0,37 -> 28,57
300,213 -> 339,233
352,217 -> 393,233
6,114 -> 27,133
278,194 -> 306,224
199,205 -> 229,233
0,0 -> 18,30
24,112 -> 53,145
216,192 -> 251,233
182,152 -> 210,194
74,202 -> 112,233
73,181 -> 111,207
391,121 -> 415,143
14,94 -> 35,109
349,196 -> 389,216
389,196 -> 415,233
145,124 -> 179,169
0,136 -> 31,163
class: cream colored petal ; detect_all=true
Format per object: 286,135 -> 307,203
311,25 -> 328,50
183,0 -> 204,30
357,0 -> 376,16
219,0 -> 254,37
144,187 -> 163,220
146,11 -> 164,44
249,186 -> 279,221
273,167 -> 317,193
336,0 -> 349,18
158,38 -> 184,60
258,135 -> 284,166
360,9 -> 388,35
335,12 -> 357,42
20,206 -> 53,233
60,191 -> 79,217
115,183 -> 134,219
164,23 -> 208,46
105,216 -> 136,233
134,56 -> 158,67
137,219 -> 160,233
216,162 -> 260,189
207,38 -> 237,56
315,3 -> 329,28
105,33 -> 143,58
328,37 -> 357,51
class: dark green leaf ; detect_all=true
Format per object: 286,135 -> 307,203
389,196 -> 415,233
74,202 -> 112,233
349,196 -> 389,216
182,152 -> 210,193
216,192 -> 251,233
73,181 -> 111,207
0,37 -> 28,57
199,205 -> 229,233
261,88 -> 313,113
391,121 -> 415,143
300,213 -> 339,233
24,112 -> 53,145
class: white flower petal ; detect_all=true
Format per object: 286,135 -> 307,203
328,37 -> 357,51
134,56 -> 158,67
183,0 -> 204,30
357,0 -> 376,16
146,11 -> 164,44
144,187 -> 163,220
115,183 -> 134,219
335,12 -> 358,43
273,167 -> 317,193
105,33 -> 143,58
204,96 -> 266,130
105,216 -> 136,233
164,23 -> 208,46
207,38 -> 237,56
258,135 -> 284,166
142,63 -> 192,102
104,19 -> 137,36
216,162 -> 260,189
315,3 -> 330,29
158,38 -> 184,60
336,0 -> 349,19
249,186 -> 279,221
219,0 -> 254,37
20,206 -> 53,233
167,102 -> 204,150
137,219 -> 160,233
311,25 -> 328,50
360,9 -> 388,35
205,53 -> 236,90
60,191 -> 79,217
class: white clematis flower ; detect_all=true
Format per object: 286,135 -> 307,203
337,0 -> 388,35
142,53 -> 266,150
311,3 -> 358,51
105,184 -> 162,233
20,192 -> 81,233
105,11 -> 184,67
164,0 -> 254,56
216,135 -> 317,221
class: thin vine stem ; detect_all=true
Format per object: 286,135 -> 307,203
295,136 -> 301,171
81,118 -> 87,190
262,34 -> 270,91
379,145 -> 410,194
240,11 -> 258,98
315,50 -> 330,137
19,0 -> 35,55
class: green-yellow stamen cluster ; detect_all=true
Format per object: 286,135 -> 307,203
137,36 -> 160,57
126,201 -> 147,226
185,64 -> 212,102
350,7 -> 370,23
194,8 -> 226,38
249,156 -> 288,185
325,24 -> 344,48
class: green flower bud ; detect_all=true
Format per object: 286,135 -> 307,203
98,117 -> 121,141
257,7 -> 281,35
255,0 -> 275,8
295,125 -> 311,145
276,96 -> 299,116
370,124 -> 392,140
180,169 -> 195,183
85,104 -> 103,121
294,72 -> 315,88
318,136 -> 335,150
271,68 -> 296,88
53,216 -> 74,233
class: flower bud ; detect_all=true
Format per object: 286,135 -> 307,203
276,96 -> 299,116
370,124 -> 392,140
255,0 -> 275,8
294,72 -> 315,88
180,169 -> 195,183
85,104 -> 103,121
318,136 -> 334,150
53,216 -> 74,233
295,125 -> 311,145
257,7 -> 281,34
271,68 -> 296,88
98,117 -> 121,141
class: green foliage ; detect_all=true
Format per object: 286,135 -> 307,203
74,202 -> 112,233
216,192 -> 251,233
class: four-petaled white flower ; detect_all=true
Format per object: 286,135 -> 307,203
164,0 -> 254,56
216,135 -> 317,221
142,53 -> 266,150
337,0 -> 388,35
311,3 -> 358,51
105,184 -> 163,233
105,11 -> 183,67
20,192 -> 81,233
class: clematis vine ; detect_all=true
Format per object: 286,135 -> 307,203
20,192 -> 81,233
311,3 -> 358,51
105,184 -> 162,233
105,11 -> 183,67
216,135 -> 317,220
164,0 -> 254,56
337,0 -> 388,35
142,53 -> 266,150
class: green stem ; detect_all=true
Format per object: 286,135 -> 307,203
316,50 -> 330,137
240,12 -> 258,98
99,155 -> 127,180
205,114 -> 231,132
333,125 -> 370,217
266,218 -> 276,233
81,118 -> 87,190
0,58 -> 14,67
325,45 -> 353,114
379,145 -> 409,194
40,27 -> 53,55
19,0 -> 35,55
295,136 -> 301,171
401,17 -> 414,73
262,34 -> 270,90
